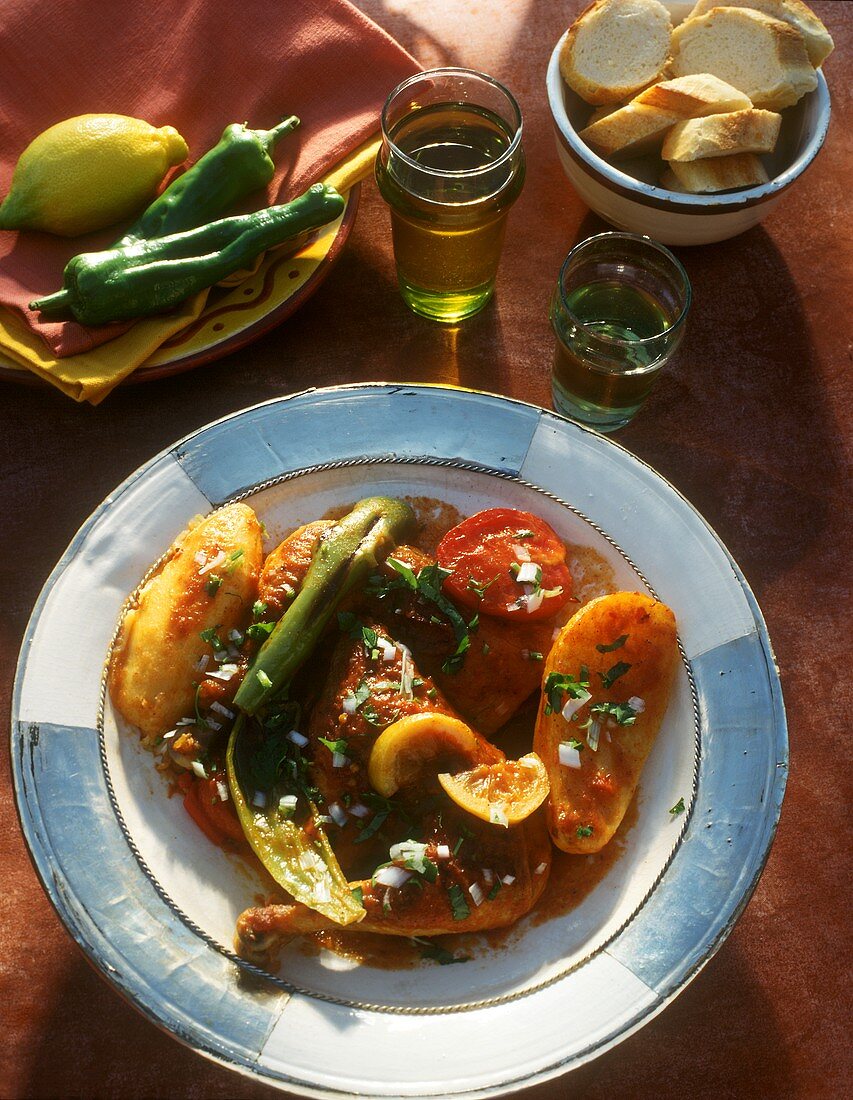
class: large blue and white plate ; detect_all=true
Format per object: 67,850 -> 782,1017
12,384 -> 787,1097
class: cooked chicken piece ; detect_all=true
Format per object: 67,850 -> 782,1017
257,519 -> 335,618
306,620 -> 499,877
235,807 -> 551,965
361,546 -> 563,735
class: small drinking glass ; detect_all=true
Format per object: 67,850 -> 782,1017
550,233 -> 691,432
376,67 -> 525,322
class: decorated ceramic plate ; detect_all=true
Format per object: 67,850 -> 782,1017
12,384 -> 787,1097
0,186 -> 358,385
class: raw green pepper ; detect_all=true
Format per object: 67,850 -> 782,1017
30,182 -> 344,326
114,116 -> 300,247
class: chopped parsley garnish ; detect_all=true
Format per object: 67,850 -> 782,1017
426,687 -> 438,700
252,600 -> 268,620
467,574 -> 499,600
487,879 -> 502,901
596,634 -> 628,653
416,563 -> 473,675
351,886 -> 364,905
354,809 -> 390,844
599,661 -> 632,689
442,632 -> 471,676
452,836 -> 464,857
225,548 -> 244,572
544,669 -> 591,715
515,529 -> 535,539
347,680 -> 371,709
448,883 -> 470,921
205,575 -> 222,596
385,556 -> 418,589
199,626 -> 223,650
567,737 -> 584,752
318,735 -> 348,756
576,824 -> 594,838
246,621 -> 275,641
193,682 -> 208,729
588,700 -> 639,726
526,651 -> 544,662
669,797 -> 686,817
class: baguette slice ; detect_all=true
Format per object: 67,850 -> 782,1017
560,0 -> 673,106
662,108 -> 782,161
580,73 -> 753,159
671,7 -> 818,109
667,153 -> 770,192
686,0 -> 834,67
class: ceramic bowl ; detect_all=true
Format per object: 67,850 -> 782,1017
546,1 -> 831,245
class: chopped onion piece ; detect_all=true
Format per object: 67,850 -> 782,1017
349,803 -> 370,819
278,795 -> 297,817
205,718 -> 222,732
482,868 -> 494,885
628,696 -> 646,713
198,550 -> 226,576
558,741 -> 582,769
381,644 -> 398,663
501,874 -> 516,886
194,551 -> 206,566
605,729 -> 612,743
489,802 -> 509,828
207,663 -> 238,681
525,589 -> 544,614
561,689 -> 591,722
191,760 -> 208,779
399,647 -> 414,697
176,717 -> 196,726
161,729 -> 177,742
300,851 -> 323,872
587,719 -> 602,752
332,752 -> 349,769
342,695 -> 358,714
374,865 -> 412,889
436,844 -> 451,860
210,701 -> 235,719
227,628 -> 243,644
534,862 -> 548,875
194,654 -> 210,672
252,790 -> 267,808
516,562 -> 541,586
328,802 -> 349,827
512,543 -> 532,562
468,881 -> 485,907
287,730 -> 308,747
215,779 -> 229,802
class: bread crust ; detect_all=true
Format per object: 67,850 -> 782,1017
560,0 -> 673,105
662,108 -> 782,161
686,0 -> 834,67
667,152 -> 770,192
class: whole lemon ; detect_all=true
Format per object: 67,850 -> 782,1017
0,114 -> 188,237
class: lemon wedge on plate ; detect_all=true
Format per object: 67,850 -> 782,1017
0,113 -> 188,237
368,713 -> 493,797
438,753 -> 550,828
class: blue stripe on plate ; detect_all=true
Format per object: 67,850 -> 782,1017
174,386 -> 543,503
606,632 -> 787,993
13,720 -> 286,1065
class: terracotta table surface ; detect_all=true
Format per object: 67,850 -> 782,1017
2,1 -> 850,1097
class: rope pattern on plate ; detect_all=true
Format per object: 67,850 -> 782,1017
98,455 -> 701,1016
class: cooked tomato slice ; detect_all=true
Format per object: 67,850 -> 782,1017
436,508 -> 573,621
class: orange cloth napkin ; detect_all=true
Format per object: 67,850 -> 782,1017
0,0 -> 418,359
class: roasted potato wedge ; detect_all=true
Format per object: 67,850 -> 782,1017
109,502 -> 263,739
534,592 -> 678,853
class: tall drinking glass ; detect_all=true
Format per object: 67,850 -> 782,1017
550,233 -> 691,432
376,67 -> 525,322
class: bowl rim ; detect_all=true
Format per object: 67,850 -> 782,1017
546,30 -> 831,210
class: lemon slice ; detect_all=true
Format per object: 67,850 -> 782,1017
368,713 -> 488,797
438,752 -> 550,827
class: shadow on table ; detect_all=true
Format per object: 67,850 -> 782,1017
566,216 -> 842,599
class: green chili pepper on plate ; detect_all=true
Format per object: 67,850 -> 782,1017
114,116 -> 300,247
30,182 -> 344,325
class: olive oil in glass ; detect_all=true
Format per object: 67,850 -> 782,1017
550,234 -> 691,432
377,70 -> 524,322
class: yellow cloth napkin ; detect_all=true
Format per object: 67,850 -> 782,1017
0,137 -> 380,404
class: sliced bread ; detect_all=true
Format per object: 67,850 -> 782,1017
666,153 -> 770,192
662,108 -> 782,161
671,6 -> 818,110
560,0 -> 673,105
686,0 -> 834,67
579,73 -> 753,159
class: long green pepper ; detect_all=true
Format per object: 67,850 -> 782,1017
30,183 -> 345,325
113,116 -> 300,247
